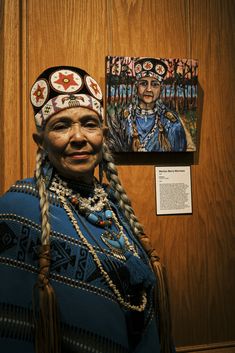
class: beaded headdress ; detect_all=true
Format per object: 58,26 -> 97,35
30,66 -> 103,130
134,57 -> 168,82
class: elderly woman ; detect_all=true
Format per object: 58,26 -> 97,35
0,66 -> 173,353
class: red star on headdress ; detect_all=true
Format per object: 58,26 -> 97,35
157,65 -> 164,74
89,80 -> 100,95
33,84 -> 46,102
145,62 -> 152,70
54,73 -> 77,90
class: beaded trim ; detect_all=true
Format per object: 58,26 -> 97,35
9,181 -> 60,207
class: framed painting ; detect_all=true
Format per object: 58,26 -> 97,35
105,56 -> 198,152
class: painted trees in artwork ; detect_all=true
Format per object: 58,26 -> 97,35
106,56 -> 198,151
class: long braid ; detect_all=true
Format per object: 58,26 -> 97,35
35,149 -> 51,245
102,142 -> 173,353
102,143 -> 144,237
34,148 -> 61,353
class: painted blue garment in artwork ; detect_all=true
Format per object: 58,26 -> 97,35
126,100 -> 187,152
0,177 -> 161,353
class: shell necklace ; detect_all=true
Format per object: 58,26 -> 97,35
50,175 -> 147,312
50,174 -> 108,212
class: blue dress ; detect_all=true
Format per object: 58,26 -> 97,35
0,177 -> 160,353
126,100 -> 187,152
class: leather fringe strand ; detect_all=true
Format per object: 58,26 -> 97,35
34,244 -> 61,353
139,234 -> 173,353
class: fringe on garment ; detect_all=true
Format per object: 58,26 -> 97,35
32,239 -> 172,353
139,234 -> 173,353
33,244 -> 61,353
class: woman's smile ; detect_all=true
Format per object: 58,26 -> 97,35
67,151 -> 91,158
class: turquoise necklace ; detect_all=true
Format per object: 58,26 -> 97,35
50,174 -> 136,256
50,174 -> 156,296
50,174 -> 113,227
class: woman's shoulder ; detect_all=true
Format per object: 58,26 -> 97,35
1,177 -> 37,199
0,177 -> 40,219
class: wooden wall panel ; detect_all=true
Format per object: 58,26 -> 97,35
23,0 -> 109,179
1,0 -> 235,351
0,0 -> 4,194
189,0 -> 235,345
107,0 -> 191,55
0,0 -> 22,193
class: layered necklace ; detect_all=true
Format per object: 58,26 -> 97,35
49,174 -> 153,312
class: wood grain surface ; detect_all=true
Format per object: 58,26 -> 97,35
1,0 -> 235,350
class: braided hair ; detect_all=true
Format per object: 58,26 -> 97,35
102,143 -> 144,237
35,148 -> 51,245
34,148 -> 60,353
102,142 -> 173,353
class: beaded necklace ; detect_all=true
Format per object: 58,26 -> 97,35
50,174 -> 108,212
49,175 -> 148,312
50,174 -> 139,257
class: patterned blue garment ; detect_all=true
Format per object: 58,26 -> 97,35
0,177 -> 160,353
126,100 -> 187,152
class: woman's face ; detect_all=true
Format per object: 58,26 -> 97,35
136,77 -> 161,109
36,107 -> 104,183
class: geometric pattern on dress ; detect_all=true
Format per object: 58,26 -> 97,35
102,258 -> 130,296
82,247 -> 100,281
49,239 -> 76,272
17,225 -> 31,262
0,222 -> 17,254
75,247 -> 88,280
